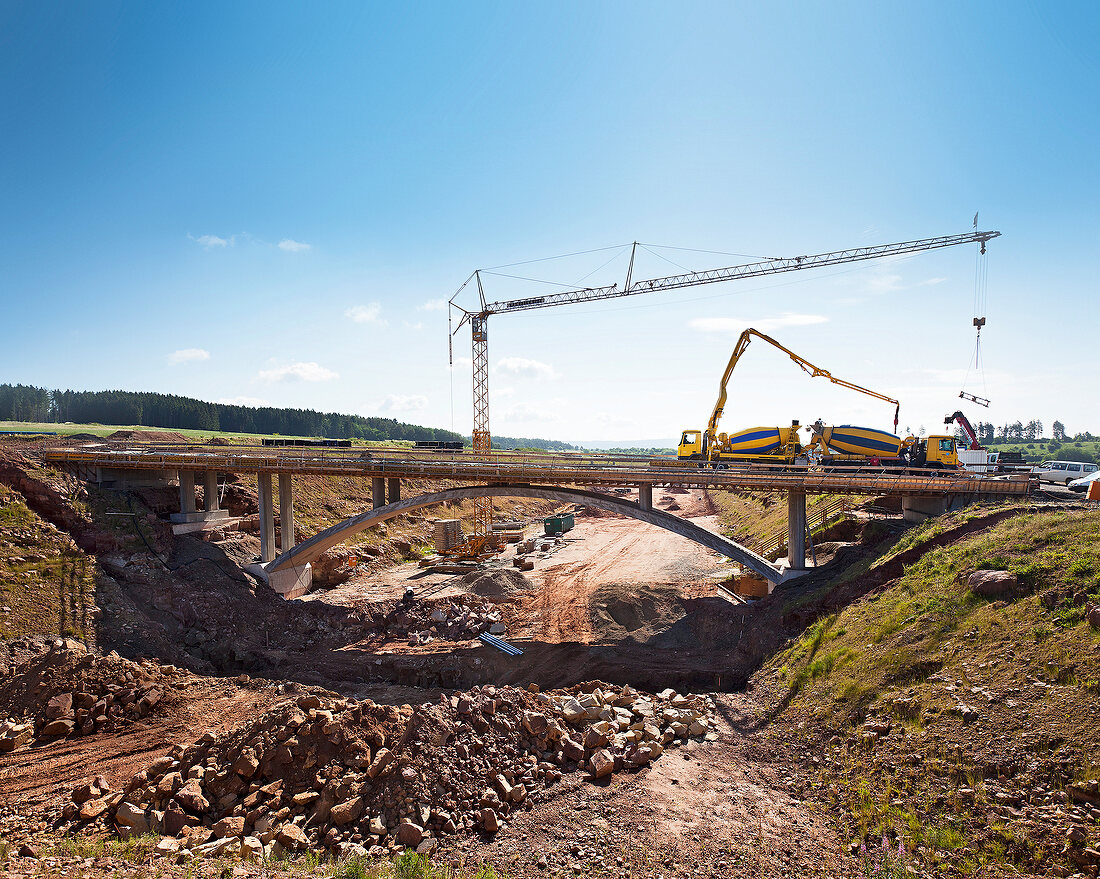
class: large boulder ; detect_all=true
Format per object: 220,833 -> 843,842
968,569 -> 1018,599
46,693 -> 74,720
588,748 -> 615,779
397,821 -> 424,847
115,802 -> 149,836
276,823 -> 309,851
329,796 -> 364,825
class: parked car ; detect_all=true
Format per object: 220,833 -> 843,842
1068,469 -> 1100,493
1033,460 -> 1099,485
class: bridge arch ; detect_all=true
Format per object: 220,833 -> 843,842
267,484 -> 785,583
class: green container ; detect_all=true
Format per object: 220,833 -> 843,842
561,512 -> 575,531
543,516 -> 565,535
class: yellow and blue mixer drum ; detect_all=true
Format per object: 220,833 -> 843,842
820,425 -> 904,458
723,426 -> 782,454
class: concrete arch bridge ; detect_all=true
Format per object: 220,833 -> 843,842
263,484 -> 784,597
37,442 -> 1032,599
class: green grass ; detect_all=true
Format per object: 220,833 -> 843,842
768,507 -> 1100,875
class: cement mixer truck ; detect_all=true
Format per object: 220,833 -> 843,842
676,421 -> 961,470
674,327 -> 960,470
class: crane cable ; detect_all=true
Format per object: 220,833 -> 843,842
961,221 -> 991,406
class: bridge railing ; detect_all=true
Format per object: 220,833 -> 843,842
35,441 -> 1033,498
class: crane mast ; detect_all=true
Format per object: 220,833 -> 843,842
449,228 -> 1000,552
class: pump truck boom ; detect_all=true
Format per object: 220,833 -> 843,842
677,328 -> 900,463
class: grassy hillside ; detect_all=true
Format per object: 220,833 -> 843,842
759,507 -> 1100,876
984,438 -> 1100,464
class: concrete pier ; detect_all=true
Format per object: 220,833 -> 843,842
787,490 -> 807,570
372,477 -> 386,510
179,471 -> 197,514
258,472 -> 276,563
638,484 -> 653,511
278,474 -> 295,552
203,471 -> 219,511
387,477 -> 401,504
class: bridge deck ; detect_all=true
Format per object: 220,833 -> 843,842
38,442 -> 1032,498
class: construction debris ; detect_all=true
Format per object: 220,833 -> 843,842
64,682 -> 716,859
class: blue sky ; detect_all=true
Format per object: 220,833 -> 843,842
1,2 -> 1097,442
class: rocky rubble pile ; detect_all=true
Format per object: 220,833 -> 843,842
406,600 -> 507,646
0,642 -> 172,748
77,681 -> 714,861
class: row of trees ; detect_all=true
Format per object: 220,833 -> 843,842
970,420 -> 1095,444
0,384 -> 464,444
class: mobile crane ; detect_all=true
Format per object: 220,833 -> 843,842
945,410 -> 1025,473
945,410 -> 982,450
676,328 -> 901,463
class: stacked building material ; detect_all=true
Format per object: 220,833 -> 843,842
432,519 -> 463,553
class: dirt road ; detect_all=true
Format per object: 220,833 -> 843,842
510,489 -> 728,644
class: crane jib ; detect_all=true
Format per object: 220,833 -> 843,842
482,230 -> 1000,315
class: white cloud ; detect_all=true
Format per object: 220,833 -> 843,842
861,262 -> 948,295
689,313 -> 828,334
501,401 -> 558,423
417,298 -> 448,312
345,303 -> 386,325
258,362 -> 339,383
168,348 -> 211,364
403,320 -> 424,331
215,396 -> 269,407
380,394 -> 427,412
864,273 -> 903,294
189,233 -> 231,248
278,239 -> 311,252
495,356 -> 558,379
450,356 -> 473,369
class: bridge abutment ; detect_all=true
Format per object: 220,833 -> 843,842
902,493 -> 969,523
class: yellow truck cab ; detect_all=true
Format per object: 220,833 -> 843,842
678,430 -> 704,459
901,434 -> 960,469
924,434 -> 960,468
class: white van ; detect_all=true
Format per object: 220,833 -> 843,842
1033,460 -> 1099,485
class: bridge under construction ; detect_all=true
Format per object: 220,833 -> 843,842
38,440 -> 1031,598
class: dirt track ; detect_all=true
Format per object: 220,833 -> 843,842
513,495 -> 726,645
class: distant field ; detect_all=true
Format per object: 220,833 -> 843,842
0,421 -> 411,446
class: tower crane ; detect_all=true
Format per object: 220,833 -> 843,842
448,228 -> 1001,554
